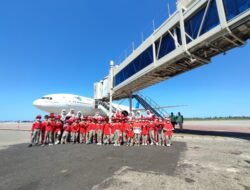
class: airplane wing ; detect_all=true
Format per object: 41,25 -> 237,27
132,105 -> 187,112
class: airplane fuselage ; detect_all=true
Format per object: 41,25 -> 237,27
33,94 -> 129,116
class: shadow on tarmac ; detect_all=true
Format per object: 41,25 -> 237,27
174,129 -> 250,141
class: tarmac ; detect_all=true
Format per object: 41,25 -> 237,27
0,121 -> 249,190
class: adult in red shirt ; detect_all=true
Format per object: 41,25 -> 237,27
163,118 -> 174,146
28,115 -> 42,147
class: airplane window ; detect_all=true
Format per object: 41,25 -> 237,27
41,97 -> 52,100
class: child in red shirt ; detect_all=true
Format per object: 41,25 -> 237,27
71,117 -> 80,143
54,115 -> 63,144
141,120 -> 148,145
61,119 -> 72,144
163,118 -> 174,146
126,123 -> 134,146
44,114 -> 55,145
103,119 -> 111,145
28,115 -> 42,147
79,118 -> 88,144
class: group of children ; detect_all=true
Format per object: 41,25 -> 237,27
28,112 -> 174,147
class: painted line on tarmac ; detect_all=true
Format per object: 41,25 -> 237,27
173,134 -> 249,140
0,129 -> 30,132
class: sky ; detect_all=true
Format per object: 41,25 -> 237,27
0,0 -> 249,120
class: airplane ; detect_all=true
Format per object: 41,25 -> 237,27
33,93 -> 132,117
33,93 -> 186,118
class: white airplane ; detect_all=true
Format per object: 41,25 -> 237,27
32,94 -> 131,116
33,93 -> 185,118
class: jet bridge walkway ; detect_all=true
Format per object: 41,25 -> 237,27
108,0 -> 250,100
94,0 -> 249,104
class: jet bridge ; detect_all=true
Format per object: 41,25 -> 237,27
97,0 -> 249,100
94,0 -> 249,118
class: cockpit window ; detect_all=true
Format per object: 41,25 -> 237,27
41,97 -> 52,100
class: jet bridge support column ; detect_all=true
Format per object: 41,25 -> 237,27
109,60 -> 114,123
129,93 -> 132,117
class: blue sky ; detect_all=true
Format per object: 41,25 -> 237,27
0,0 -> 249,120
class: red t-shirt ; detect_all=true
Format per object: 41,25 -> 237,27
111,123 -> 120,132
96,123 -> 103,131
155,121 -> 164,132
54,121 -> 63,133
124,123 -> 130,132
120,122 -> 126,132
141,125 -> 148,135
79,122 -> 88,133
133,122 -> 142,134
133,122 -> 142,128
31,121 -> 42,131
127,130 -> 134,138
50,121 -> 56,132
103,123 -> 111,135
147,123 -> 155,131
110,123 -> 115,134
63,124 -> 71,132
88,123 -> 96,131
71,123 -> 79,133
163,122 -> 174,136
42,121 -> 49,131
44,121 -> 54,132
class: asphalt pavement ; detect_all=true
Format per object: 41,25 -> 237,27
0,143 -> 185,190
0,122 -> 250,190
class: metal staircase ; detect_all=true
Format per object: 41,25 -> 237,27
98,101 -> 119,115
132,94 -> 168,119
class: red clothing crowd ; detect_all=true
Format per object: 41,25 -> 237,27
29,113 -> 174,147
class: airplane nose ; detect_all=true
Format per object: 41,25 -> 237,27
33,99 -> 41,108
